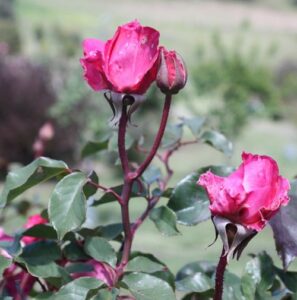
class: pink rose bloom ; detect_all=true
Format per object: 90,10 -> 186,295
72,260 -> 116,287
22,214 -> 48,244
198,152 -> 290,231
80,20 -> 160,94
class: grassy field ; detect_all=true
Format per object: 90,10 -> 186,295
3,0 -> 297,278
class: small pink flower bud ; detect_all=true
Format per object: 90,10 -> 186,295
39,122 -> 54,141
156,47 -> 187,95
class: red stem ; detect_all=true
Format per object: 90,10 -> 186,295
135,94 -> 172,179
214,248 -> 228,300
116,94 -> 173,279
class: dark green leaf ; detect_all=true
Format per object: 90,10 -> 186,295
176,272 -> 213,293
0,157 -> 68,207
49,172 -> 87,239
32,292 -> 54,299
127,253 -> 165,273
168,166 -> 233,225
201,130 -> 233,157
223,271 -> 243,300
142,165 -> 162,185
122,272 -> 175,300
22,224 -> 57,240
81,141 -> 109,158
181,291 -> 213,300
0,255 -> 12,276
275,267 -> 297,293
99,223 -> 123,241
50,277 -> 103,300
84,171 -> 99,199
90,288 -> 119,300
66,262 -> 94,274
176,261 -> 216,281
84,236 -> 117,267
0,234 -> 22,257
269,179 -> 297,269
63,241 -> 89,261
182,116 -> 206,138
19,240 -> 61,264
149,206 -> 180,236
161,124 -> 183,149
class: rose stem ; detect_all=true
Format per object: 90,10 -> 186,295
214,248 -> 228,300
116,94 -> 172,277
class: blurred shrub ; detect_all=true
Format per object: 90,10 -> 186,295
0,0 -> 21,54
193,30 -> 280,137
0,54 -> 78,175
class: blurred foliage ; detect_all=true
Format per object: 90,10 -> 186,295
193,29 -> 281,137
0,0 -> 21,54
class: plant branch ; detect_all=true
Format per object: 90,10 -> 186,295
118,103 -> 130,175
135,94 -> 172,179
214,248 -> 228,300
87,180 -> 123,204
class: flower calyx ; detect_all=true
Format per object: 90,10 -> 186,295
104,92 -> 146,126
212,215 -> 257,261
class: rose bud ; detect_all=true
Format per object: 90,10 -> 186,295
197,152 -> 290,260
22,214 -> 48,244
156,47 -> 187,95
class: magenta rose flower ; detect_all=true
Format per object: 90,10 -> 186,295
80,20 -> 160,94
198,152 -> 290,231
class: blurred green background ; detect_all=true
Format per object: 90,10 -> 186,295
1,0 -> 297,277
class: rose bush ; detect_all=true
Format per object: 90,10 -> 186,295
0,19 -> 296,300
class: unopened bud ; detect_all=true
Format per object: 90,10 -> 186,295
39,122 -> 54,141
156,47 -> 187,95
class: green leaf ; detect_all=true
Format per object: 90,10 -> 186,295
108,131 -> 134,152
22,224 -> 57,240
50,277 -> 104,300
25,261 -> 69,279
0,255 -> 12,276
0,157 -> 68,208
175,273 -> 213,293
19,240 -> 61,264
223,271 -> 243,300
201,130 -> 233,157
83,171 -> 99,199
168,166 -> 233,225
66,262 -> 94,274
142,165 -> 162,185
182,116 -> 206,138
90,288 -> 119,300
0,234 -> 22,257
127,253 -> 165,273
275,267 -> 297,293
149,206 -> 180,236
176,261 -> 216,281
122,272 -> 175,300
32,292 -> 54,299
181,291 -> 213,300
81,141 -> 109,158
161,123 -> 183,149
49,172 -> 87,239
84,236 -> 117,267
63,241 -> 89,261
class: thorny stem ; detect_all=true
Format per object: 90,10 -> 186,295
116,94 -> 173,279
214,248 -> 228,300
135,94 -> 172,179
